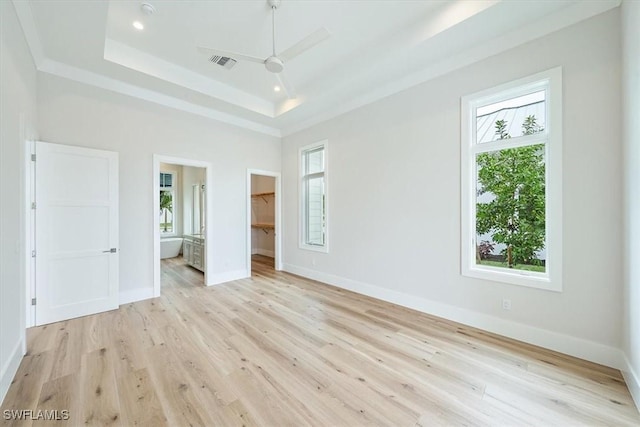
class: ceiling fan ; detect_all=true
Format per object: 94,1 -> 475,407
197,0 -> 330,99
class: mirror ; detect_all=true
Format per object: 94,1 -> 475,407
192,184 -> 205,235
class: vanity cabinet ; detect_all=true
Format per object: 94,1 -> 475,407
183,234 -> 205,272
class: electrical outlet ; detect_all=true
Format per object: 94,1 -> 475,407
311,258 -> 317,266
502,298 -> 512,311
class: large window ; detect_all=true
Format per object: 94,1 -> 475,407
160,172 -> 176,235
300,141 -> 328,252
461,68 -> 562,290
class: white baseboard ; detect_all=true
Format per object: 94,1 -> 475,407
0,338 -> 25,405
119,287 -> 155,305
208,269 -> 249,286
283,263 -> 623,370
622,355 -> 640,411
256,249 -> 275,258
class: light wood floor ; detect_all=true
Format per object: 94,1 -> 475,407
2,256 -> 639,426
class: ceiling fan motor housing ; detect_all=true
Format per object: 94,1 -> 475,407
265,56 -> 284,73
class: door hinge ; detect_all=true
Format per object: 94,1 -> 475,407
31,154 -> 36,161
31,250 -> 36,258
31,298 -> 36,306
31,202 -> 36,209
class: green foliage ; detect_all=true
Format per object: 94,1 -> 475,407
477,260 -> 545,273
160,191 -> 173,212
160,190 -> 173,232
495,119 -> 511,140
476,115 -> 545,267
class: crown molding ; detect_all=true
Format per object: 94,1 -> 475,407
280,0 -> 621,137
12,0 -> 620,140
104,38 -> 275,118
38,58 -> 282,137
11,0 -> 281,138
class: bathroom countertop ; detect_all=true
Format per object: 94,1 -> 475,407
184,234 -> 205,242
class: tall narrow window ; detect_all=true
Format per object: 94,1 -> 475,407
461,68 -> 562,290
300,141 -> 328,252
160,172 -> 176,235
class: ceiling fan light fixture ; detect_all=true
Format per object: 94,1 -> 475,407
265,56 -> 284,73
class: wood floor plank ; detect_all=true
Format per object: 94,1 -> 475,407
1,351 -> 52,427
115,368 -> 168,427
1,255 -> 639,426
144,345 -> 219,426
34,374 -> 76,427
79,347 -> 122,426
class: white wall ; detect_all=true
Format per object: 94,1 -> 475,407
37,73 -> 280,298
251,175 -> 275,257
622,0 -> 640,407
282,10 -> 623,368
0,1 -> 38,403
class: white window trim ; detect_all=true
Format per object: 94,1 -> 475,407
160,170 -> 178,237
299,140 -> 329,253
461,67 -> 563,291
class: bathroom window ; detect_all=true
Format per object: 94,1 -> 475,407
160,172 -> 176,235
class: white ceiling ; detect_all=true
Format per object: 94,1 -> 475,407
14,0 -> 620,137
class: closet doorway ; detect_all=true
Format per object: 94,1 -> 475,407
247,169 -> 282,275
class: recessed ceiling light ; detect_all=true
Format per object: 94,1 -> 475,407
133,21 -> 144,31
274,86 -> 281,92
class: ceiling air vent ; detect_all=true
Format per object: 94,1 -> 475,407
209,55 -> 237,70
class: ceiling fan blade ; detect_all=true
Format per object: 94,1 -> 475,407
279,27 -> 330,63
197,46 -> 265,65
276,71 -> 296,99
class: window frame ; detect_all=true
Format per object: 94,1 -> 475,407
460,67 -> 562,291
299,140 -> 329,253
159,171 -> 177,237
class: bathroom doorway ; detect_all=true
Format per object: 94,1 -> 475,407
153,155 -> 213,296
247,169 -> 282,276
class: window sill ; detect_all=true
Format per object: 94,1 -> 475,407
462,265 -> 561,292
299,243 -> 328,253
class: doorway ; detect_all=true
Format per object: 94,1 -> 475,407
247,169 -> 282,275
153,155 -> 213,296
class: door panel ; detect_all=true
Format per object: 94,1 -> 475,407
49,256 -> 111,306
35,141 -> 119,325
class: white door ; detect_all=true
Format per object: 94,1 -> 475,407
35,141 -> 119,325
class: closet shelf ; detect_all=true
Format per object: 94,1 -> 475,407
251,223 -> 274,229
252,192 -> 275,203
251,223 -> 275,234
